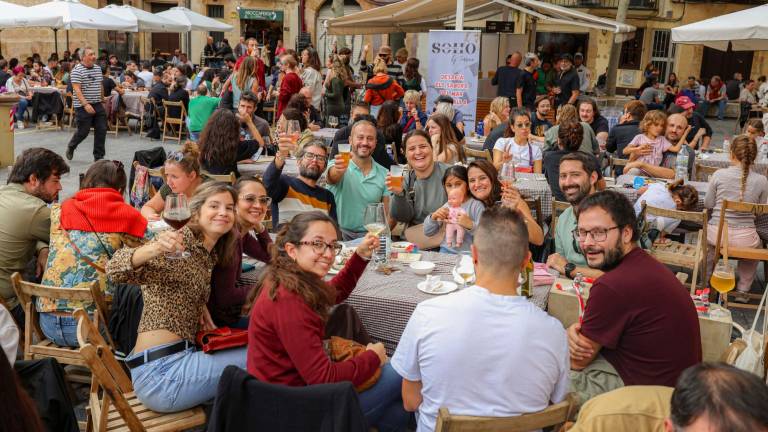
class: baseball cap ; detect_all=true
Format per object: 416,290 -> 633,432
675,95 -> 695,110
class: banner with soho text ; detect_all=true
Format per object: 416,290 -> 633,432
426,30 -> 481,134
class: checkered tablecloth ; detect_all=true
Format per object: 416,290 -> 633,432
696,153 -> 768,176
313,128 -> 338,146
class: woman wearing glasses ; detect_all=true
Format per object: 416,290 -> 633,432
208,177 -> 272,328
492,108 -> 543,173
247,212 -> 409,431
107,182 -> 246,413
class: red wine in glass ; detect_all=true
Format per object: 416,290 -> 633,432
163,211 -> 191,230
164,193 -> 191,259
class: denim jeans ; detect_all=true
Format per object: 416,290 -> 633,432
358,363 -> 410,431
15,98 -> 29,121
185,117 -> 200,142
126,342 -> 247,413
699,99 -> 728,120
39,312 -> 79,347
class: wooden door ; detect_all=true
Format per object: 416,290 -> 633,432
700,47 -> 754,81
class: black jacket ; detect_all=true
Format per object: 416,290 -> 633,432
606,120 -> 640,155
208,366 -> 367,432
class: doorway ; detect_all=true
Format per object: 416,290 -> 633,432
241,19 -> 283,61
535,32 -> 589,65
700,47 -> 754,81
150,2 -> 178,56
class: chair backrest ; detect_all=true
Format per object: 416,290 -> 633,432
205,172 -> 237,184
524,197 -> 543,227
434,393 -> 576,432
465,147 -> 492,162
76,311 -> 142,431
715,200 -> 768,263
162,100 -> 186,120
550,200 -> 571,238
694,162 -> 720,182
641,201 -> 708,227
11,272 -> 112,347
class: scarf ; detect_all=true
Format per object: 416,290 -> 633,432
60,188 -> 148,238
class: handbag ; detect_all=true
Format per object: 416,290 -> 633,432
326,336 -> 381,392
196,327 -> 248,354
732,286 -> 767,379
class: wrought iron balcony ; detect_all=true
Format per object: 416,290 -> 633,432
544,0 -> 658,10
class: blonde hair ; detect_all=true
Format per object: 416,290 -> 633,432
165,141 -> 201,175
434,102 -> 455,121
640,110 -> 667,134
489,96 -> 510,119
403,90 -> 420,104
330,55 -> 350,83
372,58 -> 388,75
395,48 -> 408,58
730,135 -> 758,201
555,104 -> 578,125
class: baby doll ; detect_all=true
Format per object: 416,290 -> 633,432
445,188 -> 467,248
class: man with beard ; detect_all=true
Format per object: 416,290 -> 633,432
327,120 -> 391,240
0,148 -> 69,323
330,102 -> 394,169
567,190 -> 701,405
263,140 -> 336,228
546,152 -> 603,280
622,113 -> 692,179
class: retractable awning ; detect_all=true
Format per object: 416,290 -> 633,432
671,4 -> 768,51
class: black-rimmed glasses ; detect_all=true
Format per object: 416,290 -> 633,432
298,240 -> 343,256
572,226 -> 619,242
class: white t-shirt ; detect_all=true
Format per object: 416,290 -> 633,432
391,285 -> 570,432
634,182 -> 681,233
493,138 -> 543,168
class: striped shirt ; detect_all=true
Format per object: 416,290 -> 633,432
71,63 -> 104,108
263,162 -> 336,226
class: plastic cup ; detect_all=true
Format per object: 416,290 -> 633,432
390,165 -> 404,188
338,143 -> 351,164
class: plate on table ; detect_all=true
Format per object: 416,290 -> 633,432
328,246 -> 355,275
391,241 -> 415,253
417,280 -> 458,295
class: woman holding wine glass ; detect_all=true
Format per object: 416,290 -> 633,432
107,182 -> 245,413
704,135 -> 768,304
246,211 -> 410,431
141,142 -> 211,221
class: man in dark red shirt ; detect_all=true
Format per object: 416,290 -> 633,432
568,190 -> 701,405
234,37 -> 266,94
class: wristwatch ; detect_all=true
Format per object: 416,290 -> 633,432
564,262 -> 576,279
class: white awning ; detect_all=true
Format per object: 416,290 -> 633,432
326,0 -> 635,36
99,5 -> 190,33
27,0 -> 136,31
0,0 -> 63,28
671,4 -> 768,51
156,7 -> 233,32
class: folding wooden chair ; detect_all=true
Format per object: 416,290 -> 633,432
712,200 -> 768,310
10,272 -> 112,383
550,200 -> 571,238
609,156 -> 629,176
524,196 -> 543,227
640,202 -> 708,293
464,147 -> 492,162
75,310 -> 206,432
694,162 -> 720,182
434,393 -> 576,432
162,100 -> 187,144
63,92 -> 75,130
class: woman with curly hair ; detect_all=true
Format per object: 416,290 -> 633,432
247,211 -> 409,430
198,109 -> 258,177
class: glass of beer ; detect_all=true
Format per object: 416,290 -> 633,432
338,143 -> 352,164
389,165 -> 404,190
710,261 -> 735,317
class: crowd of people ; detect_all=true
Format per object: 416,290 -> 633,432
0,41 -> 767,432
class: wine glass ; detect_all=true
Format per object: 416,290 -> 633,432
453,255 -> 474,289
163,193 -> 191,259
328,115 -> 339,129
286,119 -> 301,159
499,161 -> 516,206
710,261 -> 735,317
363,203 -> 387,266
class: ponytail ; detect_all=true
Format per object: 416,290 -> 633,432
730,135 -> 757,201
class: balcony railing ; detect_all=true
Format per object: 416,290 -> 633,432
545,0 -> 658,10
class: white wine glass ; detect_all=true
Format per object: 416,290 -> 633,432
163,193 -> 191,259
363,203 -> 387,266
453,255 -> 474,289
328,115 -> 339,129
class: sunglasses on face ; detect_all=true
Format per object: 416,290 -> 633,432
240,194 -> 271,206
515,122 -> 532,128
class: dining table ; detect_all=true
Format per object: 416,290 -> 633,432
695,151 -> 768,176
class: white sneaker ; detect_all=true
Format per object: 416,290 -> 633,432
15,121 -> 24,130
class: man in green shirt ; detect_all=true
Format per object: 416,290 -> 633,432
0,148 -> 69,321
187,84 -> 220,141
326,120 -> 390,240
546,152 -> 603,280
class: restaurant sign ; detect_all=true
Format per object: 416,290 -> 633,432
238,9 -> 283,21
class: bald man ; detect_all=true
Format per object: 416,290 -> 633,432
624,113 -> 691,179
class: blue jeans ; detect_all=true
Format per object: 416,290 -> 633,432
126,342 -> 247,413
39,312 -> 79,347
185,117 -> 200,141
15,98 -> 28,121
699,99 -> 728,120
358,363 -> 410,431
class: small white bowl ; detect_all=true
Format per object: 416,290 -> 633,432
410,261 -> 435,275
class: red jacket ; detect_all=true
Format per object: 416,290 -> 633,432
364,74 -> 404,106
277,72 -> 303,119
247,253 -> 380,387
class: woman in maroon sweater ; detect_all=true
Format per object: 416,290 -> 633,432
247,212 -> 409,431
276,54 -> 303,120
208,177 -> 272,328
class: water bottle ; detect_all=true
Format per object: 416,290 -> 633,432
758,138 -> 768,162
376,224 -> 392,265
722,136 -> 731,154
476,121 -> 484,137
676,145 -> 690,181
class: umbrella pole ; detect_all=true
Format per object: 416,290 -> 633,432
66,30 -> 69,52
0,30 -> 3,58
53,28 -> 59,55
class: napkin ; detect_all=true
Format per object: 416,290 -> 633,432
425,275 -> 443,292
534,263 -> 556,286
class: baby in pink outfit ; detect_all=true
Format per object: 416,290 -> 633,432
445,188 -> 467,247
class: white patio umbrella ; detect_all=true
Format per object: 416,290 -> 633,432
27,0 -> 136,53
99,5 -> 190,32
156,7 -> 233,32
0,0 -> 63,56
671,4 -> 768,51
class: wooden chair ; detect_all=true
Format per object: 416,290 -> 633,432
465,147 -> 492,162
10,272 -> 112,382
550,200 -> 571,238
609,157 -> 629,176
435,393 -> 576,432
640,202 -> 708,293
75,310 -> 206,432
525,196 -> 543,227
63,92 -> 75,129
204,171 -> 237,184
713,200 -> 768,310
161,100 -> 186,144
111,107 -> 131,137
694,162 -> 720,182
